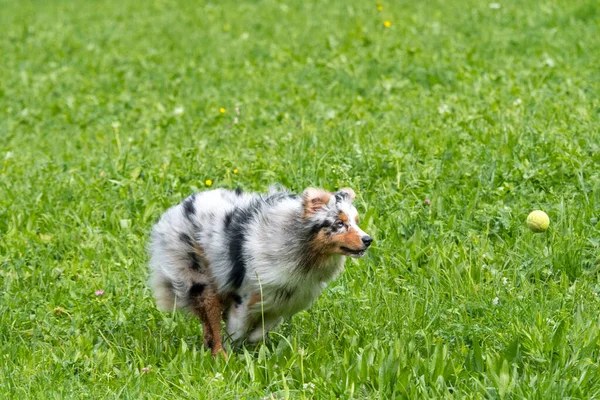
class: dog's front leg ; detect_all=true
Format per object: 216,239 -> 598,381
189,285 -> 227,358
225,302 -> 252,342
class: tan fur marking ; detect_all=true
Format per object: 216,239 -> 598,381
334,227 -> 364,250
307,230 -> 337,262
303,188 -> 332,217
310,230 -> 335,251
338,212 -> 349,223
187,242 -> 227,358
189,288 -> 226,358
248,292 -> 262,307
194,244 -> 210,267
308,224 -> 364,257
204,294 -> 227,358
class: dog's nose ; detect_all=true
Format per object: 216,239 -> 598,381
362,236 -> 373,248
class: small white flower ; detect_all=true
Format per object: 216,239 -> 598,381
489,3 -> 501,9
543,56 -> 555,68
492,297 -> 499,305
438,104 -> 451,115
5,152 -> 12,160
502,277 -> 508,285
234,117 -> 239,124
513,98 -> 523,106
111,121 -> 120,130
214,372 -> 223,380
174,106 -> 185,116
303,382 -> 316,391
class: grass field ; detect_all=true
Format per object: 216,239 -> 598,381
1,0 -> 600,398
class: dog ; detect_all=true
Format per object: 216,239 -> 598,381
148,186 -> 372,356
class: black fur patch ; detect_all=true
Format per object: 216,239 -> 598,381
309,219 -> 333,234
275,287 -> 294,302
206,339 -> 214,350
188,282 -> 206,298
230,293 -> 243,305
179,232 -> 194,247
224,212 -> 233,229
228,228 -> 248,288
309,223 -> 322,235
179,232 -> 201,270
334,193 -> 345,203
187,251 -> 202,270
235,187 -> 243,196
226,201 -> 261,289
182,194 -> 197,220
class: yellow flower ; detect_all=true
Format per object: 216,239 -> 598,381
219,107 -> 226,114
205,179 -> 213,186
377,5 -> 383,11
233,168 -> 239,174
327,121 -> 334,127
384,20 -> 391,28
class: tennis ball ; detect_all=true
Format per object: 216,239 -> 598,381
527,210 -> 549,233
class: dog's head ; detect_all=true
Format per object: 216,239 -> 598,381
303,187 -> 372,258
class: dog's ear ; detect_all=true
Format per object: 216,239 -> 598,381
337,187 -> 356,203
302,187 -> 332,216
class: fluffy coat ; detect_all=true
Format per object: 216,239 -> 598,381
148,186 -> 372,355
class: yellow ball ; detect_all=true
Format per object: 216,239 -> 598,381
527,210 -> 549,233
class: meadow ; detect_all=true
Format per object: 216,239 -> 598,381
1,0 -> 600,398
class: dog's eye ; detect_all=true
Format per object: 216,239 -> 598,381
334,220 -> 345,230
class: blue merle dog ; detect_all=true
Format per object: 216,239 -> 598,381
148,186 -> 372,356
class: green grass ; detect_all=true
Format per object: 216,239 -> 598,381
1,0 -> 600,398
